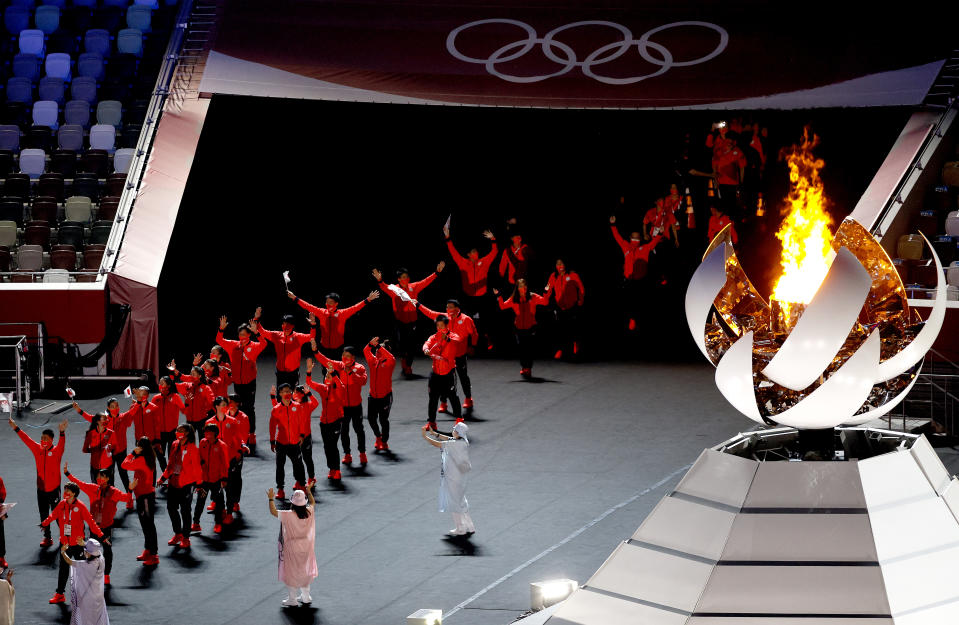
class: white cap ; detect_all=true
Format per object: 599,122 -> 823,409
84,538 -> 102,557
290,490 -> 308,506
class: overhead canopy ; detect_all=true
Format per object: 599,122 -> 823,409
201,0 -> 952,109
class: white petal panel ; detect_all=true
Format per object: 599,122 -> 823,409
842,369 -> 921,426
771,330 -> 880,429
763,247 -> 872,391
877,233 -> 946,382
685,243 -> 729,363
714,331 -> 763,424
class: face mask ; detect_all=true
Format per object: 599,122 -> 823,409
41,439 -> 53,449
175,432 -> 186,441
205,433 -> 215,441
108,407 -> 119,416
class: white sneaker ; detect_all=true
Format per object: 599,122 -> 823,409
448,529 -> 466,536
281,597 -> 299,607
298,593 -> 313,604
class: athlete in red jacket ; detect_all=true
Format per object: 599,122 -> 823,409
611,215 -> 662,333
126,387 -> 164,471
197,355 -> 231,399
169,362 -> 216,434
122,439 -> 159,565
80,415 -> 114,482
152,377 -> 185,465
195,423 -> 231,534
545,260 -> 586,360
289,385 -> 319,489
422,316 -> 465,428
445,227 -> 498,297
41,481 -> 103,603
312,341 -> 369,466
495,279 -> 549,378
416,299 -> 478,413
363,337 -> 395,451
0,475 -> 6,569
269,384 -> 308,499
64,462 -> 131,585
373,262 -> 444,377
206,397 -> 249,524
75,398 -> 134,500
306,360 -> 345,480
289,289 -> 380,358
158,424 -> 200,548
8,416 -> 66,546
254,313 -> 316,389
217,312 -> 267,445
225,395 -> 251,513
707,204 -> 738,244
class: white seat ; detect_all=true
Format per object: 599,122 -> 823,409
112,148 -> 134,174
64,196 -> 92,223
44,52 -> 71,80
32,100 -> 59,130
17,245 -> 43,271
43,268 -> 70,283
19,148 -> 46,179
0,221 -> 17,247
946,211 -> 959,237
89,124 -> 115,153
948,261 -> 959,288
18,29 -> 45,56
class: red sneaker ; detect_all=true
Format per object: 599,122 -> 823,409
455,417 -> 465,424
104,575 -> 111,586
573,341 -> 579,355
190,523 -> 202,533
359,452 -> 368,466
381,441 -> 390,451
40,537 -> 54,548
462,397 -> 474,410
307,477 -> 317,490
426,421 -> 437,431
180,537 -> 191,549
206,502 -> 216,512
520,368 -> 532,378
554,349 -> 563,360
143,554 -> 159,566
126,500 -> 134,510
276,489 -> 285,500
374,436 -> 383,450
135,549 -> 150,561
213,524 -> 222,534
49,593 -> 66,604
628,318 -> 637,331
0,557 -> 7,568
327,470 -> 335,479
332,470 -> 342,480
439,401 -> 448,413
232,503 -> 240,513
342,454 -> 353,464
222,513 -> 234,525
293,482 -> 305,492
167,534 -> 181,546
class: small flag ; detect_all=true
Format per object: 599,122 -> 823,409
0,392 -> 11,413
0,502 -> 16,517
66,387 -> 76,398
387,284 -> 412,303
123,385 -> 132,399
283,271 -> 291,286
444,214 -> 451,231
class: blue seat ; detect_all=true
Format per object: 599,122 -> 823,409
19,148 -> 46,179
57,124 -> 83,151
84,29 -> 111,57
32,100 -> 59,130
0,126 -> 20,152
38,76 -> 65,104
89,123 -> 115,153
9,0 -> 37,7
41,0 -> 67,7
6,77 -> 34,104
64,100 -> 91,128
133,0 -> 160,7
34,5 -> 60,35
3,7 -> 30,34
103,0 -> 130,7
44,52 -> 71,80
113,147 -> 134,174
116,29 -> 143,57
77,53 -> 104,81
96,100 -> 122,128
12,54 -> 41,81
73,0 -> 96,6
18,29 -> 45,56
126,5 -> 151,32
70,77 -> 97,103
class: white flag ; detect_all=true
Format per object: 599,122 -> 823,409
444,214 -> 451,230
123,385 -> 133,399
0,502 -> 16,517
66,386 -> 76,398
283,270 -> 291,286
387,284 -> 413,303
0,393 -> 11,413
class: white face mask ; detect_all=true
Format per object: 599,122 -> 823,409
630,238 -> 641,242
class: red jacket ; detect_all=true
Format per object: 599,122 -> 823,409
313,351 -> 367,407
499,243 -> 531,284
643,206 -> 678,240
306,374 -> 344,424
0,476 -> 5,503
546,271 -> 585,310
269,400 -> 307,446
295,394 -> 319,435
258,325 -> 315,373
125,400 -> 161,441
447,239 -> 498,296
215,332 -> 267,385
42,498 -> 102,545
296,297 -> 368,349
82,409 -> 133,453
207,371 -> 231,399
15,428 -> 65,492
498,293 -> 548,330
713,145 -> 746,186
423,331 -> 464,375
611,227 -> 661,280
120,454 -> 155,497
82,427 -> 114,469
66,472 -> 131,528
176,380 -> 214,424
708,214 -> 738,244
205,414 -> 247,459
161,439 -> 201,488
226,408 -> 251,447
417,305 -> 477,355
197,437 -> 230,483
363,344 -> 395,398
151,391 -> 185,434
379,273 -> 438,323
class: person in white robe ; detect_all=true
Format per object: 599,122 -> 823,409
267,488 -> 317,607
61,538 -> 109,625
0,567 -> 13,625
422,421 -> 475,535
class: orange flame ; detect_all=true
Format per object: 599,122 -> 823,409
771,130 -> 834,309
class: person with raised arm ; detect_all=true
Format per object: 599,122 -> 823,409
311,340 -> 369,466
267,486 -> 317,608
306,359 -> 345,481
74,398 -> 134,503
64,461 -> 132,586
415,299 -> 478,415
41,480 -> 103,604
216,311 -> 267,449
495,278 -> 549,379
444,225 -> 498,347
80,413 -> 114,483
59,538 -> 109,624
168,361 -> 216,436
288,288 -> 380,361
544,259 -> 586,360
421,422 -> 474,536
196,354 -> 230,399
269,384 -> 308,500
498,217 -> 532,286
254,312 -> 316,389
373,262 -> 445,378
422,315 -> 465,430
363,337 -> 395,451
121,438 -> 159,566
8,417 -> 67,547
610,215 -> 662,333
157,424 -> 200,550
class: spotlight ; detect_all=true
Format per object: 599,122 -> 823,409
406,608 -> 442,625
530,579 -> 577,611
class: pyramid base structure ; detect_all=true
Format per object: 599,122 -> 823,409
532,426 -> 959,625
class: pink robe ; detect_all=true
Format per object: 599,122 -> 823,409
277,508 -> 317,587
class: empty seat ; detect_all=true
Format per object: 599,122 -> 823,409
103,0 -> 130,8
0,126 -> 20,152
82,247 -> 103,270
41,0 -> 68,8
49,149 -> 77,177
116,29 -> 143,57
34,5 -> 60,35
64,100 -> 91,128
17,244 -> 43,270
0,246 -> 10,272
0,151 -> 15,178
96,100 -> 122,127
946,211 -> 959,237
19,148 -> 46,178
0,199 -> 23,226
70,76 -> 97,103
133,0 -> 160,8
98,195 -> 120,221
90,221 -> 112,244
70,174 -> 99,201
31,194 -> 59,220
83,29 -> 110,57
44,52 -> 71,80
32,100 -> 59,130
73,0 -> 96,7
120,123 -> 141,148
11,269 -> 36,282
12,53 -> 41,81
77,52 -> 104,81
57,124 -> 83,151
3,176 -> 30,201
5,77 -> 33,104
898,234 -> 924,260
100,79 -> 130,103
0,102 -> 30,130
24,125 -> 53,151
43,268 -> 69,282
0,221 -> 17,247
18,30 -> 45,56
126,5 -> 151,31
46,253 -> 72,272
64,195 -> 92,222
57,223 -> 83,248
37,76 -> 65,104
24,222 -> 50,249
113,147 -> 134,173
106,173 -> 127,196
46,30 -> 78,57
3,7 -> 30,35
78,150 -> 108,178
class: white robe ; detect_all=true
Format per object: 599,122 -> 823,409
277,508 -> 318,588
0,579 -> 13,625
70,555 -> 109,625
439,439 -> 471,513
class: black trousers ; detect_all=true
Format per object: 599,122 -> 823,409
57,544 -> 85,593
319,419 -> 343,472
194,482 -> 224,524
275,369 -> 299,390
100,525 -> 114,574
396,320 -> 418,368
301,435 -> 315,479
226,456 -> 243,508
367,392 -> 393,442
622,278 -> 648,328
167,484 -> 194,536
516,327 -> 536,370
233,379 -> 257,434
428,372 -> 461,423
340,405 -> 366,454
37,487 -> 60,538
463,293 -> 496,348
153,438 -> 167,472
111,450 -> 130,492
275,443 -> 305,488
454,356 -> 472,398
553,306 -> 580,356
136,492 -> 158,555
159,431 -> 175,465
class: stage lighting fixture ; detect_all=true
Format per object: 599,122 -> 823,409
406,608 -> 442,624
530,579 -> 578,611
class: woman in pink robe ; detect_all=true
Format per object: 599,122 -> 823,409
267,488 -> 317,607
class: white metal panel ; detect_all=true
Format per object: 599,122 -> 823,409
892,599 -> 959,625
858,449 -> 935,509
744,461 -> 866,509
673,449 -> 757,509
690,618 -> 893,625
880,545 -> 959,616
909,436 -> 951,494
869,497 -> 959,562
714,331 -> 763,424
632,496 -> 736,560
685,243 -> 730,362
547,588 -> 689,625
941,478 -> 959,526
721,513 -> 878,562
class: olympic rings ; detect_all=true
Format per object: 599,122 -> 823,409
446,19 -> 729,85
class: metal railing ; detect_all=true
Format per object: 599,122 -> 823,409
0,336 -> 29,415
886,349 -> 959,435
